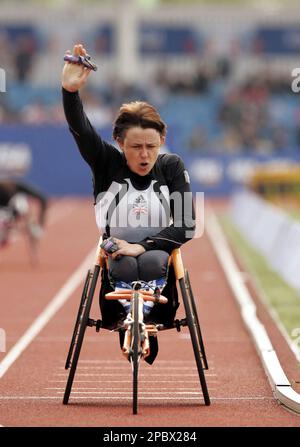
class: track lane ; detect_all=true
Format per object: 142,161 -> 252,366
0,199 -> 300,426
0,199 -> 98,356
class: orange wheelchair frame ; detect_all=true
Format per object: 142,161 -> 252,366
63,236 -> 210,414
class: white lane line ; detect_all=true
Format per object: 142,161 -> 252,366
45,383 -> 213,393
60,365 -> 213,374
49,378 -> 218,383
53,373 -> 204,377
0,396 -> 273,401
206,210 -> 300,414
30,337 -> 72,342
0,247 -> 95,379
74,360 -> 205,364
49,379 -> 217,389
47,390 -> 211,397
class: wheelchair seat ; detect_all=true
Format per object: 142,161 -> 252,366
99,258 -> 179,330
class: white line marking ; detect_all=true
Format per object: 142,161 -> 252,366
31,337 -> 73,342
206,210 -> 300,414
49,378 -> 218,383
0,247 -> 95,378
46,387 -> 214,391
0,396 -> 273,401
61,364 -> 210,374
50,391 -> 207,395
74,359 -> 207,364
54,373 -> 204,377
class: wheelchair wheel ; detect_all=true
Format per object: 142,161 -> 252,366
179,273 -> 210,406
185,270 -> 209,370
65,269 -> 92,370
131,291 -> 140,415
63,265 -> 100,405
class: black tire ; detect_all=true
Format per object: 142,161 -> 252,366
63,265 -> 100,405
180,276 -> 210,406
25,222 -> 39,267
132,291 -> 140,415
65,270 -> 91,370
185,270 -> 209,370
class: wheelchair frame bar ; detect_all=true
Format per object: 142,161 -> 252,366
63,236 -> 211,409
105,290 -> 168,304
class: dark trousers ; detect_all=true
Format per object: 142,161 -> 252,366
108,250 -> 169,284
100,250 -> 179,331
107,250 -> 171,365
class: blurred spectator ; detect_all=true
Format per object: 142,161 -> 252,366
20,101 -> 51,125
14,34 -> 37,82
294,107 -> 300,149
0,42 -> 297,158
216,56 -> 231,79
216,69 -> 295,153
80,88 -> 112,127
0,31 -> 14,77
187,127 -> 209,152
271,125 -> 288,152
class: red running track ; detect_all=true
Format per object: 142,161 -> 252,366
0,198 -> 300,427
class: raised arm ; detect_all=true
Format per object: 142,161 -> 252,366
61,44 -> 117,170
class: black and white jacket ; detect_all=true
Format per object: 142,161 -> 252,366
62,88 -> 195,254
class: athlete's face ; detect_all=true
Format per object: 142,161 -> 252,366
117,127 -> 164,176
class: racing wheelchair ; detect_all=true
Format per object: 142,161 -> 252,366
0,194 -> 43,265
63,236 -> 210,414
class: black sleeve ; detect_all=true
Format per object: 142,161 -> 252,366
138,156 -> 196,254
62,87 -> 119,174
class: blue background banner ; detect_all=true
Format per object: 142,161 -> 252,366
139,24 -> 201,55
253,26 -> 300,54
1,125 -> 300,196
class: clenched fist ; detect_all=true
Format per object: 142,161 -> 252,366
62,44 -> 92,92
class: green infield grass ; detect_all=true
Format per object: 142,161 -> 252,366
218,212 -> 300,357
288,209 -> 300,221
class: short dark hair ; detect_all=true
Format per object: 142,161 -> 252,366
112,101 -> 167,141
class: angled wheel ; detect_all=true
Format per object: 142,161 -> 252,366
179,272 -> 210,406
63,265 -> 100,405
185,270 -> 209,370
65,269 -> 92,370
131,291 -> 140,415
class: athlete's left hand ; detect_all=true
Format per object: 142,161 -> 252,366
111,238 -> 145,259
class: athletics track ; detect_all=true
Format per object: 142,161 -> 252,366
0,198 -> 299,427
